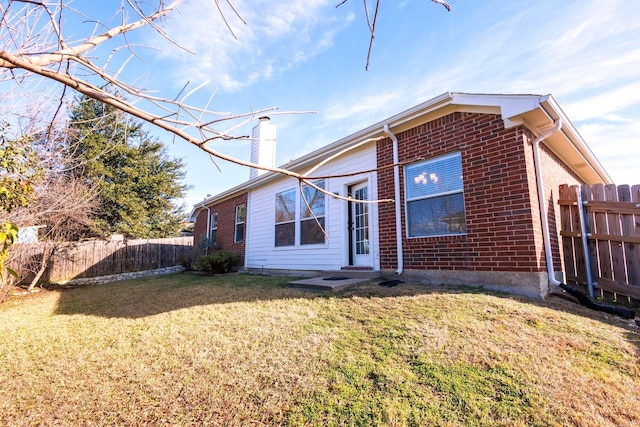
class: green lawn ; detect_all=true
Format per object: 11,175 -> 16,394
1,273 -> 639,426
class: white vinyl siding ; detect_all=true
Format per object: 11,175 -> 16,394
245,144 -> 379,271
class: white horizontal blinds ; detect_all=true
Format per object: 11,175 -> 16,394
235,204 -> 246,242
300,180 -> 325,245
275,189 -> 296,246
405,152 -> 466,237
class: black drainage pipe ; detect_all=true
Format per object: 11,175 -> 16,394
379,280 -> 404,288
559,283 -> 636,320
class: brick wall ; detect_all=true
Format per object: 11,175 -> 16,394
376,111 -> 582,275
193,193 -> 248,260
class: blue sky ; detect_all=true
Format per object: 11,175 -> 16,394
5,0 -> 640,208
145,0 -> 639,208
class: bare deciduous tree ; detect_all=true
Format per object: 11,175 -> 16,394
0,0 -> 449,204
3,127 -> 99,291
7,175 -> 98,291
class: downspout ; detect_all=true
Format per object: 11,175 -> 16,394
576,188 -> 595,297
383,124 -> 403,275
532,119 -> 635,319
531,119 -> 563,288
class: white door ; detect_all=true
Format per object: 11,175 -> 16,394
350,182 -> 370,266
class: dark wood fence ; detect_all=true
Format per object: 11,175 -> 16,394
559,184 -> 640,304
8,237 -> 193,285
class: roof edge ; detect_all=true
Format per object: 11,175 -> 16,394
191,92 -> 613,213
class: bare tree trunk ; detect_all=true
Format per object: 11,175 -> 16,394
27,246 -> 54,292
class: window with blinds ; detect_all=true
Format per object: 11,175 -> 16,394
405,152 -> 466,237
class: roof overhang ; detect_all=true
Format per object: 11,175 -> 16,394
190,92 -> 612,217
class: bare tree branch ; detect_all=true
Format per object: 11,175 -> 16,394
337,0 -> 451,70
1,0 -> 450,210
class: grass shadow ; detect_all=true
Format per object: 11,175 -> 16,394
51,272 -> 637,333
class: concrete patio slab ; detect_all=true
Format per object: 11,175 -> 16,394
286,276 -> 369,292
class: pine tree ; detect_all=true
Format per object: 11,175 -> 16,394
67,95 -> 188,238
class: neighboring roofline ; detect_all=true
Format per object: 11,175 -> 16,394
189,92 -> 612,220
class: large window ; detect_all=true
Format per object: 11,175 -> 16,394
275,180 -> 326,247
300,180 -> 325,245
235,204 -> 246,242
275,189 -> 296,246
210,212 -> 218,245
405,152 -> 466,237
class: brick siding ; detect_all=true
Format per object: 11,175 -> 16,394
376,112 -> 582,274
193,193 -> 248,261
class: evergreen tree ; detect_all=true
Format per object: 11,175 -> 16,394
67,95 -> 188,238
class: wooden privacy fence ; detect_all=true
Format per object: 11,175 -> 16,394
9,236 -> 193,285
558,184 -> 640,304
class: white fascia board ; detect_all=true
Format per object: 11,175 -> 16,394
190,92 -> 452,211
190,92 -> 531,212
538,95 -> 613,184
187,207 -> 200,223
450,92 -> 545,128
288,92 -> 456,170
190,92 -> 612,212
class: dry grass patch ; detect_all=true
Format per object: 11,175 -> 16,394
1,274 -> 639,426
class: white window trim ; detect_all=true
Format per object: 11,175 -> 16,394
210,212 -> 218,244
273,181 -> 328,248
275,189 -> 297,247
300,180 -> 326,246
404,152 -> 466,238
234,204 -> 246,243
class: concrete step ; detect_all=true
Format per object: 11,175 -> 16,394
285,276 -> 372,292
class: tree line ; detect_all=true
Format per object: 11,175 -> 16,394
1,95 -> 188,288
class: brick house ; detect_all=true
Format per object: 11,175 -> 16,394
189,93 -> 611,298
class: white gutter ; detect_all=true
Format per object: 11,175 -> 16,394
531,119 -> 563,288
383,124 -> 403,275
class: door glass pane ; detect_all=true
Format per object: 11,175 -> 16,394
353,187 -> 369,255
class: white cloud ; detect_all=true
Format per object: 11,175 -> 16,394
323,91 -> 401,122
577,115 -> 640,184
153,0 -> 350,91
565,83 -> 640,121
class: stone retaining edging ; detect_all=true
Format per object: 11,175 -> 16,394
57,266 -> 187,286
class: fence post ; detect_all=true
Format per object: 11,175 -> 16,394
576,186 -> 595,298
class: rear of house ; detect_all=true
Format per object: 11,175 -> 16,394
190,92 -> 611,298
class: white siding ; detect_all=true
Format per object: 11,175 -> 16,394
245,144 -> 380,272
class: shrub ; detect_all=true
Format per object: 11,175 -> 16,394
176,254 -> 193,270
193,250 -> 240,274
